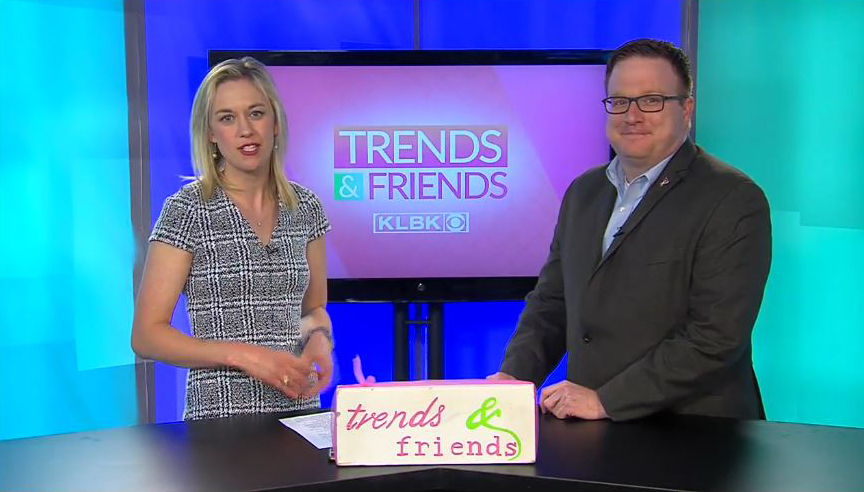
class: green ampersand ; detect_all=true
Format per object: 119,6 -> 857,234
466,397 -> 522,460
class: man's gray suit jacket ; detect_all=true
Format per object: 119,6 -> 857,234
501,139 -> 772,420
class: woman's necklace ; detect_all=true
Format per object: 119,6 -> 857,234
233,195 -> 270,228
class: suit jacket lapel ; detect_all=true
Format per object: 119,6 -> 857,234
596,139 -> 698,269
584,183 -> 617,267
566,179 -> 615,295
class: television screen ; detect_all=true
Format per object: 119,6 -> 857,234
210,51 -> 611,301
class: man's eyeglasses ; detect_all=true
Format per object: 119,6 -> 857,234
601,94 -> 688,114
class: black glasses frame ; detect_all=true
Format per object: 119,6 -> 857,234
601,94 -> 688,114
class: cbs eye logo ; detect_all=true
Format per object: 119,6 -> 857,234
444,213 -> 469,233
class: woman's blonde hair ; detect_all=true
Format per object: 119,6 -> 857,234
190,56 -> 298,209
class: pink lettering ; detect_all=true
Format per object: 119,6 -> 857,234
504,441 -> 518,457
415,441 -> 430,456
371,412 -> 389,429
345,404 -> 365,430
433,436 -> 443,457
354,412 -> 376,430
387,410 -> 408,429
428,404 -> 444,427
408,397 -> 440,427
486,435 -> 502,456
451,441 -> 464,456
397,435 -> 411,457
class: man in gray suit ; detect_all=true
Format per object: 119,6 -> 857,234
490,39 -> 772,421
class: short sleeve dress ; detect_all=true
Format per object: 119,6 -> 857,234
149,180 -> 330,419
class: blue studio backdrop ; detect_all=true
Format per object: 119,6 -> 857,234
143,0 -> 682,423
1,0 -> 685,438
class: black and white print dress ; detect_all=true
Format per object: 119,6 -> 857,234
149,180 -> 330,419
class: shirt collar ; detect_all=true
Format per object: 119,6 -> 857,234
605,139 -> 686,194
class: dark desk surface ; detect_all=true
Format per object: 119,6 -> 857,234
2,409 -> 863,492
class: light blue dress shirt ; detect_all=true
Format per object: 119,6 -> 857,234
601,153 -> 675,254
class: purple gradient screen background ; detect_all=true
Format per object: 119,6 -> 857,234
273,65 -> 609,279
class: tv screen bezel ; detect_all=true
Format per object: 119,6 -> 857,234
208,49 -> 612,302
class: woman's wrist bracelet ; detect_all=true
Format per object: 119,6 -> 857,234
303,326 -> 334,350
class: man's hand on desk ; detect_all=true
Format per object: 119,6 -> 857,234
487,372 -> 607,420
486,371 -> 517,381
540,380 -> 608,420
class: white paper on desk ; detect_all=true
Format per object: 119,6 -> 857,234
279,412 -> 333,449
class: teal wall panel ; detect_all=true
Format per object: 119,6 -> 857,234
0,0 -> 137,440
697,0 -> 864,427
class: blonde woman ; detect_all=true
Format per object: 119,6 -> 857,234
132,57 -> 334,419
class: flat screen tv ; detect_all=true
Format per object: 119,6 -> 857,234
209,50 -> 611,302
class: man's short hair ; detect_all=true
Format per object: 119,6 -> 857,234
605,39 -> 693,96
